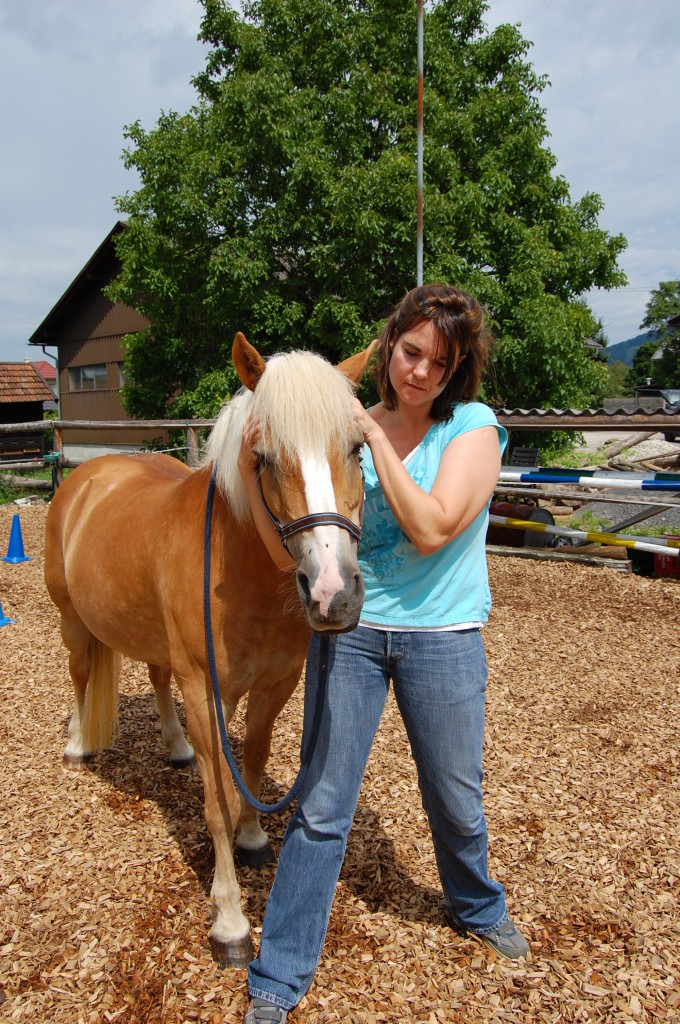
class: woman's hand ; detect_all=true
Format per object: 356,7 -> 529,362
238,411 -> 261,481
351,397 -> 382,444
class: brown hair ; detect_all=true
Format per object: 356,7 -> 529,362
371,284 -> 492,421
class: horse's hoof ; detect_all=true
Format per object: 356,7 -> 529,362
234,843 -> 276,869
63,751 -> 94,768
170,754 -> 197,770
209,933 -> 254,968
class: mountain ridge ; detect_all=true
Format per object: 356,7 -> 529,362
604,331 -> 657,366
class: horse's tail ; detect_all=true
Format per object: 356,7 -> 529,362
81,636 -> 121,753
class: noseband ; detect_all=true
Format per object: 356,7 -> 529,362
257,470 -> 362,549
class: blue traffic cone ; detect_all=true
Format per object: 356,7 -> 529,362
2,514 -> 32,563
0,598 -> 16,626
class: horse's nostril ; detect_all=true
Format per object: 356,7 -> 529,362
297,571 -> 311,603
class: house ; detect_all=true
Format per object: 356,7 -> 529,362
31,359 -> 58,399
0,362 -> 54,462
28,222 -> 157,461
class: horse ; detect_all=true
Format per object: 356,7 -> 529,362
44,331 -> 375,967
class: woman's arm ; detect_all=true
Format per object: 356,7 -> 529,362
355,403 -> 500,556
237,414 -> 296,572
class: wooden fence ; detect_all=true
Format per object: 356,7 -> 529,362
1,411 -> 679,493
0,419 -> 215,484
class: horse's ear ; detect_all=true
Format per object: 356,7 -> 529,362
232,332 -> 266,391
337,339 -> 378,384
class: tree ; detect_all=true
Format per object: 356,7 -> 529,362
109,0 -> 627,418
639,280 -> 680,387
626,340 -> 658,392
605,360 -> 632,399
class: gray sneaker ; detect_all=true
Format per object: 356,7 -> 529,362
244,998 -> 288,1024
480,919 -> 529,960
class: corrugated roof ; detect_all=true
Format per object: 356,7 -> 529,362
495,407 -> 680,429
0,362 -> 54,404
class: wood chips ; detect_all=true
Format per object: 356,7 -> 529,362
1,505 -> 679,1023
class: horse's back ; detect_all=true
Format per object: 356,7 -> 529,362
48,453 -> 190,557
54,452 -> 191,500
45,454 -> 198,655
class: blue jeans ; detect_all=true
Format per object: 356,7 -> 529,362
248,625 -> 507,1010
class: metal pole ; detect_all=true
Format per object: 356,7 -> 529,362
417,0 -> 424,286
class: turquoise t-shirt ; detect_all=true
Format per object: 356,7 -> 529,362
358,402 -> 507,629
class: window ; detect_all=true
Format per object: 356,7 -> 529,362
68,364 -> 108,391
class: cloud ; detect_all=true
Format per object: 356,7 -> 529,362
1,0 -> 678,363
0,0 -> 205,361
484,0 -> 680,344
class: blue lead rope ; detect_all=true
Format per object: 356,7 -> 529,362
203,471 -> 328,814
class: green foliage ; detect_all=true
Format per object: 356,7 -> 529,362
534,432 -> 585,466
625,523 -> 671,539
639,280 -> 680,387
640,280 -> 680,334
109,0 -> 627,418
0,468 -> 55,504
604,359 -> 632,398
172,365 -> 242,455
0,475 -> 22,505
567,509 -> 612,532
626,340 -> 659,391
565,508 -> 670,542
139,436 -> 170,453
172,365 -> 241,418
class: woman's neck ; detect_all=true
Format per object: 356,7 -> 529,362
375,401 -> 435,460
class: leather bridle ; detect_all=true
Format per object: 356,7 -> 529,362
257,469 -> 362,549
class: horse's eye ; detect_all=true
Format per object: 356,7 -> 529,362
256,452 -> 271,469
351,442 -> 364,460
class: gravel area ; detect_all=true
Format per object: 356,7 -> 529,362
577,433 -> 680,532
1,505 -> 679,1023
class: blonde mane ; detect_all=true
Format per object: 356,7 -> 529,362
203,351 -> 358,523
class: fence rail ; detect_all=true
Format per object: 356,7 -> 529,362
1,414 -> 679,496
0,418 -> 215,474
3,411 -> 680,437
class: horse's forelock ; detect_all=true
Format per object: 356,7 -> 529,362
203,351 -> 356,523
252,351 -> 356,463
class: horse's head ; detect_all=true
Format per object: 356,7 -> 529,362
231,332 -> 375,633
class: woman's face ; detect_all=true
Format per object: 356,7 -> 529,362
388,320 -> 461,410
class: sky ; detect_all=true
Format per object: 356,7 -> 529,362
1,0 -> 679,365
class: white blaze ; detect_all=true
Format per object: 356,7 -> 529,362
300,453 -> 345,617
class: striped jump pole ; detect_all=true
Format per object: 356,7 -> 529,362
499,466 -> 680,492
488,515 -> 680,557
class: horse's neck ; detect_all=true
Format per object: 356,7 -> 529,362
209,485 -> 289,584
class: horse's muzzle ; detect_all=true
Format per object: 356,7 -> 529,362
296,567 -> 364,633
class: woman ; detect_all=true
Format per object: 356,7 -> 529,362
239,284 -> 528,1024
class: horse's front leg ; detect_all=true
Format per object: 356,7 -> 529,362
181,681 -> 253,967
148,664 -> 196,767
235,667 -> 304,867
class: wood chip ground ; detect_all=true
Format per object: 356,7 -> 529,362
1,505 -> 679,1023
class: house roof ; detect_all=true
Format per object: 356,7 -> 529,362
0,362 -> 54,404
31,359 -> 57,382
29,220 -> 128,347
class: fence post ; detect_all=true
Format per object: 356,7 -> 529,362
186,426 -> 200,468
52,426 -> 64,490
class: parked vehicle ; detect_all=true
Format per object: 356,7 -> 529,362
634,387 -> 680,441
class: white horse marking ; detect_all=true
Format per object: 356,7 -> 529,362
300,452 -> 345,617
